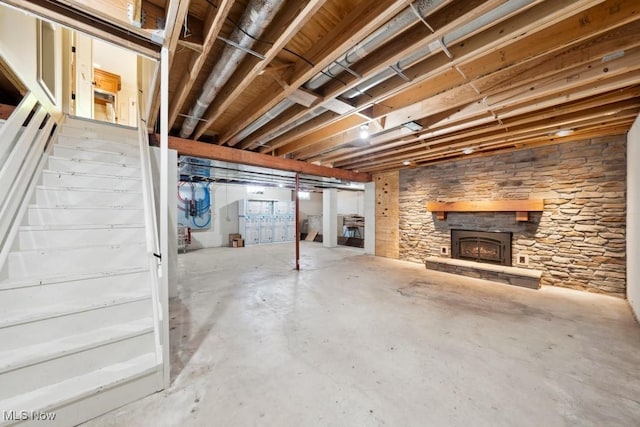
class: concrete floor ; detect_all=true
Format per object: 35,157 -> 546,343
85,242 -> 640,426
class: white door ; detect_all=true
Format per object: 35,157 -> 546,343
74,32 -> 93,119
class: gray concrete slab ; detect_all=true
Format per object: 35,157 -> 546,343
83,242 -> 640,426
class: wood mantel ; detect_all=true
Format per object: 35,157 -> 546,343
426,200 -> 544,222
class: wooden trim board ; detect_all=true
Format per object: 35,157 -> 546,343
426,200 -> 544,221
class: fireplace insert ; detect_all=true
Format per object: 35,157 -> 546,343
451,229 -> 512,266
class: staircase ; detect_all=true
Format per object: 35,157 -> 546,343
0,117 -> 164,426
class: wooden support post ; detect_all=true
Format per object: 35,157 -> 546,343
295,173 -> 300,271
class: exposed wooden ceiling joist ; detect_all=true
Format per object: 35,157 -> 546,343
27,0 -> 640,173
198,0 -> 412,143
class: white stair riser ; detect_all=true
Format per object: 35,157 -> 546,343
63,117 -> 138,132
35,187 -> 143,208
22,368 -> 162,427
59,126 -> 137,142
0,332 -> 155,400
42,172 -> 141,191
28,207 -> 144,226
1,275 -> 151,322
53,146 -> 139,166
9,245 -> 147,278
47,157 -> 141,177
0,299 -> 153,351
19,226 -> 145,250
57,138 -> 139,157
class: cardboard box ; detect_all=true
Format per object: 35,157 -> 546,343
229,233 -> 242,247
232,238 -> 244,248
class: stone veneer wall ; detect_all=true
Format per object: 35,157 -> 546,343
399,136 -> 627,297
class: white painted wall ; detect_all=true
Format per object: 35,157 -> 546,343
323,189 -> 337,247
299,192 -> 323,231
627,114 -> 640,321
337,190 -> 364,215
190,184 -> 294,248
0,5 -> 63,118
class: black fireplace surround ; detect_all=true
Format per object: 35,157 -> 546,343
451,229 -> 512,266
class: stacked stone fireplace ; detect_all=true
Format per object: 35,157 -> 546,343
399,135 -> 627,297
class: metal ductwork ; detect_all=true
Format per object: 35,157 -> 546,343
179,0 -> 285,139
342,0 -> 536,99
233,99 -> 296,142
256,0 -> 536,149
304,0 -> 449,91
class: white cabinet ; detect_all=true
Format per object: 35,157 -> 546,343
238,200 -> 296,245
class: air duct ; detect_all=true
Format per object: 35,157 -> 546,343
304,0 -> 449,91
179,0 -> 285,139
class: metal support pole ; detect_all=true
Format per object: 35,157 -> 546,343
295,173 -> 300,271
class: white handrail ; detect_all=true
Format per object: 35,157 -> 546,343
0,93 -> 38,165
137,114 -> 164,371
0,93 -> 58,279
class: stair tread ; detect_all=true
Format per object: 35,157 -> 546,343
0,352 -> 159,414
64,115 -> 138,131
0,290 -> 151,328
48,155 -> 142,169
36,185 -> 142,194
11,241 -> 146,254
54,144 -> 139,158
42,169 -> 142,180
0,317 -> 154,374
29,204 -> 144,210
0,266 -> 149,291
20,223 -> 145,231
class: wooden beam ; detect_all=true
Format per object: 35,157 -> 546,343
428,200 -> 543,213
427,199 -> 543,222
164,135 -> 372,182
245,0 -> 506,151
168,0 -> 236,128
206,0 -> 411,144
2,0 -> 161,58
189,0 -> 328,142
257,0 -> 603,155
342,107 -> 640,170
358,123 -> 634,172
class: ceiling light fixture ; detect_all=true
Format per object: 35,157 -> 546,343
403,121 -> 423,132
359,124 -> 369,139
462,148 -> 474,155
555,129 -> 574,137
402,160 -> 411,166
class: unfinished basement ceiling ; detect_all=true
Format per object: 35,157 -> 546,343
18,0 -> 640,173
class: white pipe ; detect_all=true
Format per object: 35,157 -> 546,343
179,0 -> 285,138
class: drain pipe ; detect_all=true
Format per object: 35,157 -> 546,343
179,0 -> 285,138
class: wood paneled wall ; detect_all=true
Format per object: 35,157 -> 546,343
374,171 -> 399,259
